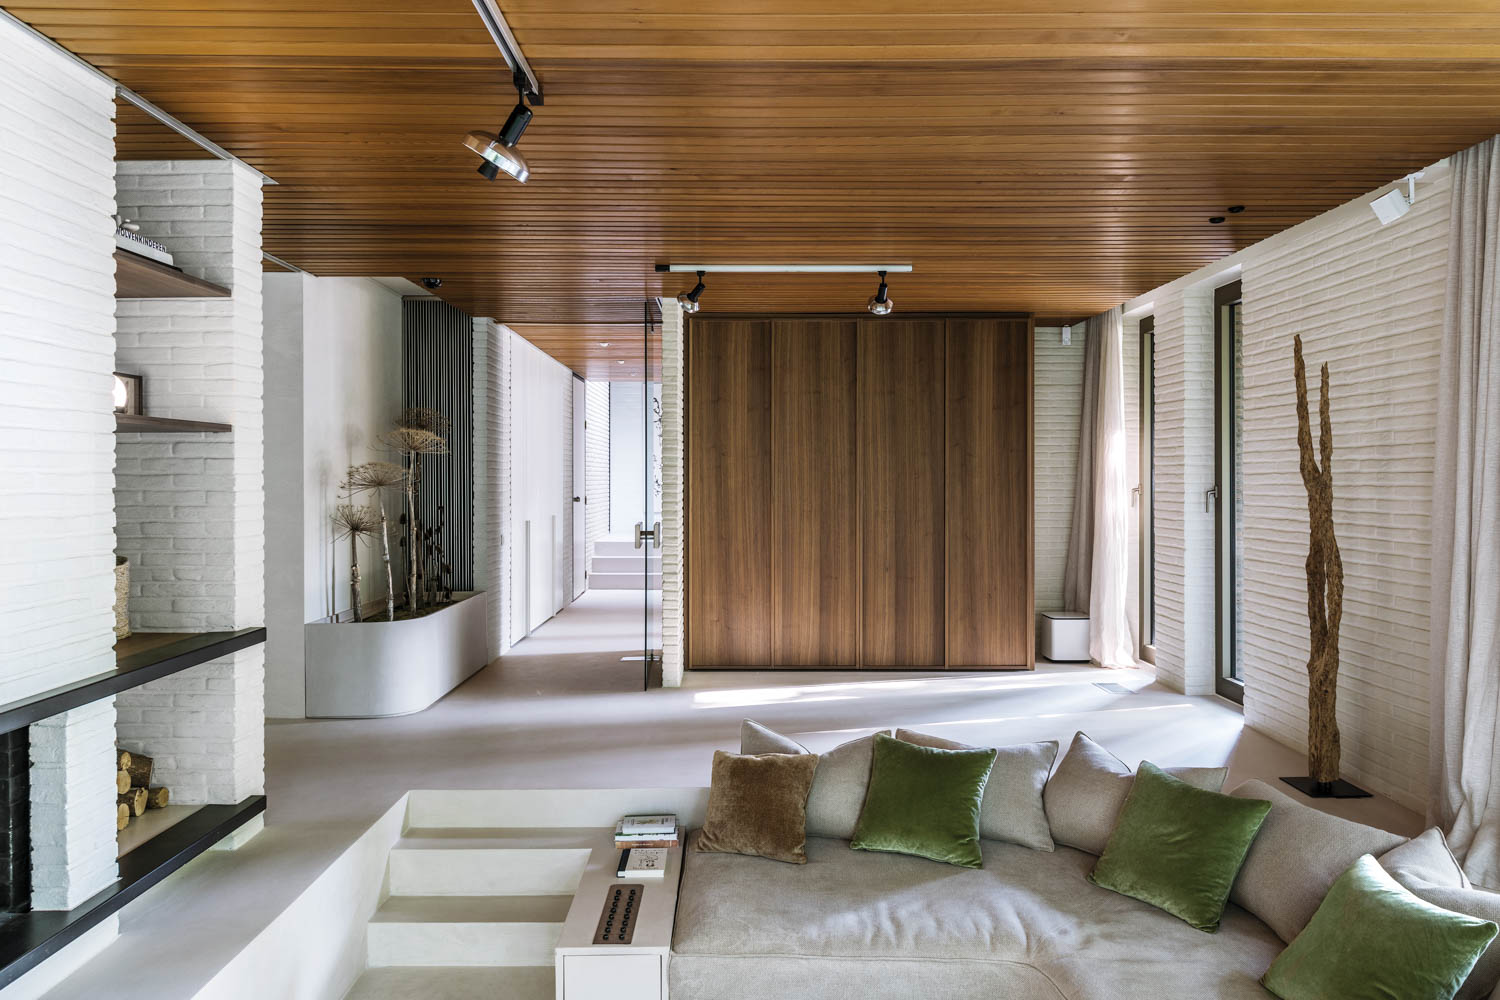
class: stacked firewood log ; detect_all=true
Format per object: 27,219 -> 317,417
114,748 -> 170,831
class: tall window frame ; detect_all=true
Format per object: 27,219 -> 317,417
1213,280 -> 1244,703
1138,315 -> 1155,661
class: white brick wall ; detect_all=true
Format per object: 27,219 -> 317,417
0,15 -> 121,910
28,703 -> 118,910
659,304 -> 685,687
584,380 -> 610,578
112,160 -> 266,805
1151,283 -> 1220,694
1034,326 -> 1085,611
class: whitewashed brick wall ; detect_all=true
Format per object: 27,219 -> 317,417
1234,163 -> 1450,810
659,304 -> 685,687
1033,326 -> 1085,611
112,160 -> 265,805
584,380 -> 610,577
1151,282 -> 1220,694
0,15 -> 121,910
562,377 -> 575,605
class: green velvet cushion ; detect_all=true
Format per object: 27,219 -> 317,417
1089,761 -> 1271,931
1263,854 -> 1497,1000
850,732 -> 996,868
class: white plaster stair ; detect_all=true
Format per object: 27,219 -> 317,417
590,555 -> 662,574
386,828 -> 595,896
366,894 -> 571,967
344,966 -> 554,1000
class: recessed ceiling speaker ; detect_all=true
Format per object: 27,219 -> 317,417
677,271 -> 706,314
866,270 -> 893,316
465,76 -> 534,183
1371,171 -> 1424,225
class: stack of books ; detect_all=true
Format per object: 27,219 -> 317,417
615,814 -> 679,849
615,814 -> 679,879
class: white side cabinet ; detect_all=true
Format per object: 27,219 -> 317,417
555,833 -> 683,1000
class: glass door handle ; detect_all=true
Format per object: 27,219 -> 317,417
1204,485 -> 1219,513
651,521 -> 662,551
635,522 -> 657,550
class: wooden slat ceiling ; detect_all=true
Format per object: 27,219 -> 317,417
11,1 -> 1500,376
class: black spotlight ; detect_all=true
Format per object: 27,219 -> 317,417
464,74 -> 534,183
1209,216 -> 1226,224
421,277 -> 443,290
866,270 -> 893,316
677,271 -> 707,314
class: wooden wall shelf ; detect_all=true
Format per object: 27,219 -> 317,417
115,413 -> 232,434
0,795 -> 266,990
0,628 -> 266,737
114,250 -> 230,299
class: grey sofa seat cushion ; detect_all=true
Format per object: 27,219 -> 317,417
740,720 -> 890,840
1042,731 -> 1228,855
894,728 -> 1058,851
672,831 -> 1282,1000
1227,778 -> 1406,943
1380,828 -> 1500,1000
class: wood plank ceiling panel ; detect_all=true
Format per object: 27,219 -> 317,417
13,1 -> 1500,373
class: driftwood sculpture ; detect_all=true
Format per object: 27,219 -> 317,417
1293,336 -> 1345,789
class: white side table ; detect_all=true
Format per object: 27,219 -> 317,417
555,831 -> 684,1000
1039,611 -> 1090,662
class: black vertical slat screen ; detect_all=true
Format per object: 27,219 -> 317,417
402,298 -> 474,590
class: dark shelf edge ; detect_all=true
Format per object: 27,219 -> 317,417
0,796 -> 266,990
115,413 -> 233,434
0,628 -> 266,736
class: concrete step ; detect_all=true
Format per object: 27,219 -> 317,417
592,538 -> 649,558
367,895 -> 570,968
588,572 -> 663,590
345,965 -> 554,998
590,555 -> 662,573
387,832 -> 592,896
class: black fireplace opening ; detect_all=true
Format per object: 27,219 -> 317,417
0,729 -> 29,918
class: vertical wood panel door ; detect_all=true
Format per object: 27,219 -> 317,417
771,320 -> 859,666
858,319 -> 946,667
687,319 -> 772,666
946,318 -> 1033,667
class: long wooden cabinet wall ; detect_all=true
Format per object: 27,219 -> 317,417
686,315 -> 1033,670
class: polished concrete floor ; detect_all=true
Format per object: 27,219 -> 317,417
36,590 -> 1422,999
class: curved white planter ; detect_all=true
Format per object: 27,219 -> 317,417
304,591 -> 488,718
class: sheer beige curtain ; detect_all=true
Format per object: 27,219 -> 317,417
1431,136 -> 1500,888
1062,307 -> 1135,668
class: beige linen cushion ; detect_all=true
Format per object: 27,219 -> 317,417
894,729 -> 1058,851
741,720 -> 890,839
1380,828 -> 1500,1000
1041,731 -> 1228,856
1226,778 -> 1405,943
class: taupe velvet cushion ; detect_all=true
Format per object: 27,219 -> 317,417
1226,778 -> 1405,943
741,720 -> 890,839
1042,731 -> 1228,856
696,750 -> 819,864
1380,829 -> 1500,1000
895,729 -> 1059,851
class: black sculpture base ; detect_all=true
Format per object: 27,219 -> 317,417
1280,776 -> 1373,799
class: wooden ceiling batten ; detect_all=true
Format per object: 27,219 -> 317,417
12,1 -> 1500,376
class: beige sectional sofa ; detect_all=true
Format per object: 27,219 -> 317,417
668,729 -> 1500,1000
